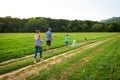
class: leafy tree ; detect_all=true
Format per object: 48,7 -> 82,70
92,23 -> 104,32
81,23 -> 89,32
106,22 -> 118,32
0,22 -> 4,32
0,16 -> 120,32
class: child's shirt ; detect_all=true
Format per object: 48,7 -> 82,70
65,36 -> 69,41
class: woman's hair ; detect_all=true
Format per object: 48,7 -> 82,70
36,30 -> 40,33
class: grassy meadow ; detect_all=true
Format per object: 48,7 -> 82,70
0,32 -> 119,80
27,34 -> 120,80
0,32 -> 117,62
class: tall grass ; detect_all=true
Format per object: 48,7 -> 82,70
69,37 -> 120,80
0,40 -> 94,74
0,33 -> 117,62
27,36 -> 120,80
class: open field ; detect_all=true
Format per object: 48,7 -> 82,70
0,33 -> 118,62
0,32 -> 119,80
27,35 -> 120,80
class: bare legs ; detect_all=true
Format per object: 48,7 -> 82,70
46,46 -> 50,53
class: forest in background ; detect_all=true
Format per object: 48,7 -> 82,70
0,16 -> 120,32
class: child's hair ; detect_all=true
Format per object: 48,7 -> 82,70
36,30 -> 40,33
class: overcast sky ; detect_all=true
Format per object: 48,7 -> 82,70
0,0 -> 120,21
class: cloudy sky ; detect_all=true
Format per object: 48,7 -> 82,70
0,0 -> 120,21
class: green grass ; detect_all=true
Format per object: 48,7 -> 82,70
27,36 -> 120,80
0,33 -> 118,62
69,37 -> 120,80
0,40 -> 96,75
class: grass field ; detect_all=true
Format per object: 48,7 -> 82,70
0,40 -> 94,74
27,35 -> 120,80
0,32 -> 119,80
0,33 -> 118,62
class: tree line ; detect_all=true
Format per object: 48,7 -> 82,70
0,16 -> 120,32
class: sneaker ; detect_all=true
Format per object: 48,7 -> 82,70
34,61 -> 37,64
40,58 -> 44,61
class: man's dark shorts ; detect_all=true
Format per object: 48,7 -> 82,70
46,40 -> 51,46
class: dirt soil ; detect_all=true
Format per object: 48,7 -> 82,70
0,38 -> 113,80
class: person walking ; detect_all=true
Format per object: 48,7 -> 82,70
46,27 -> 52,53
65,35 -> 69,46
34,30 -> 43,63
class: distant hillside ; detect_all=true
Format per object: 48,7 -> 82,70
101,17 -> 120,23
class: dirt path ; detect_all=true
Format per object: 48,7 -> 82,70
0,38 -> 114,80
0,47 -> 59,66
58,40 -> 116,80
0,40 -> 91,66
0,40 -> 95,69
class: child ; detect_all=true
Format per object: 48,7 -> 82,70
72,38 -> 76,47
65,35 -> 69,46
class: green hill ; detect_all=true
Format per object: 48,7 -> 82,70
101,17 -> 120,23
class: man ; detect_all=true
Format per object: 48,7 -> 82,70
46,27 -> 52,53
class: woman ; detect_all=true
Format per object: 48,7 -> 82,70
34,30 -> 43,63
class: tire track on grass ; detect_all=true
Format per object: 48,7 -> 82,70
0,40 -> 95,68
0,37 -> 116,80
0,48 -> 59,66
58,39 -> 117,80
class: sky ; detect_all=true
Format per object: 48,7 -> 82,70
0,0 -> 120,21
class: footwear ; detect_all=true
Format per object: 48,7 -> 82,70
40,58 -> 44,61
34,60 -> 37,64
46,51 -> 48,53
46,50 -> 50,53
34,61 -> 37,64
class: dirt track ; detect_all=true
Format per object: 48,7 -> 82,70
0,38 -> 114,80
